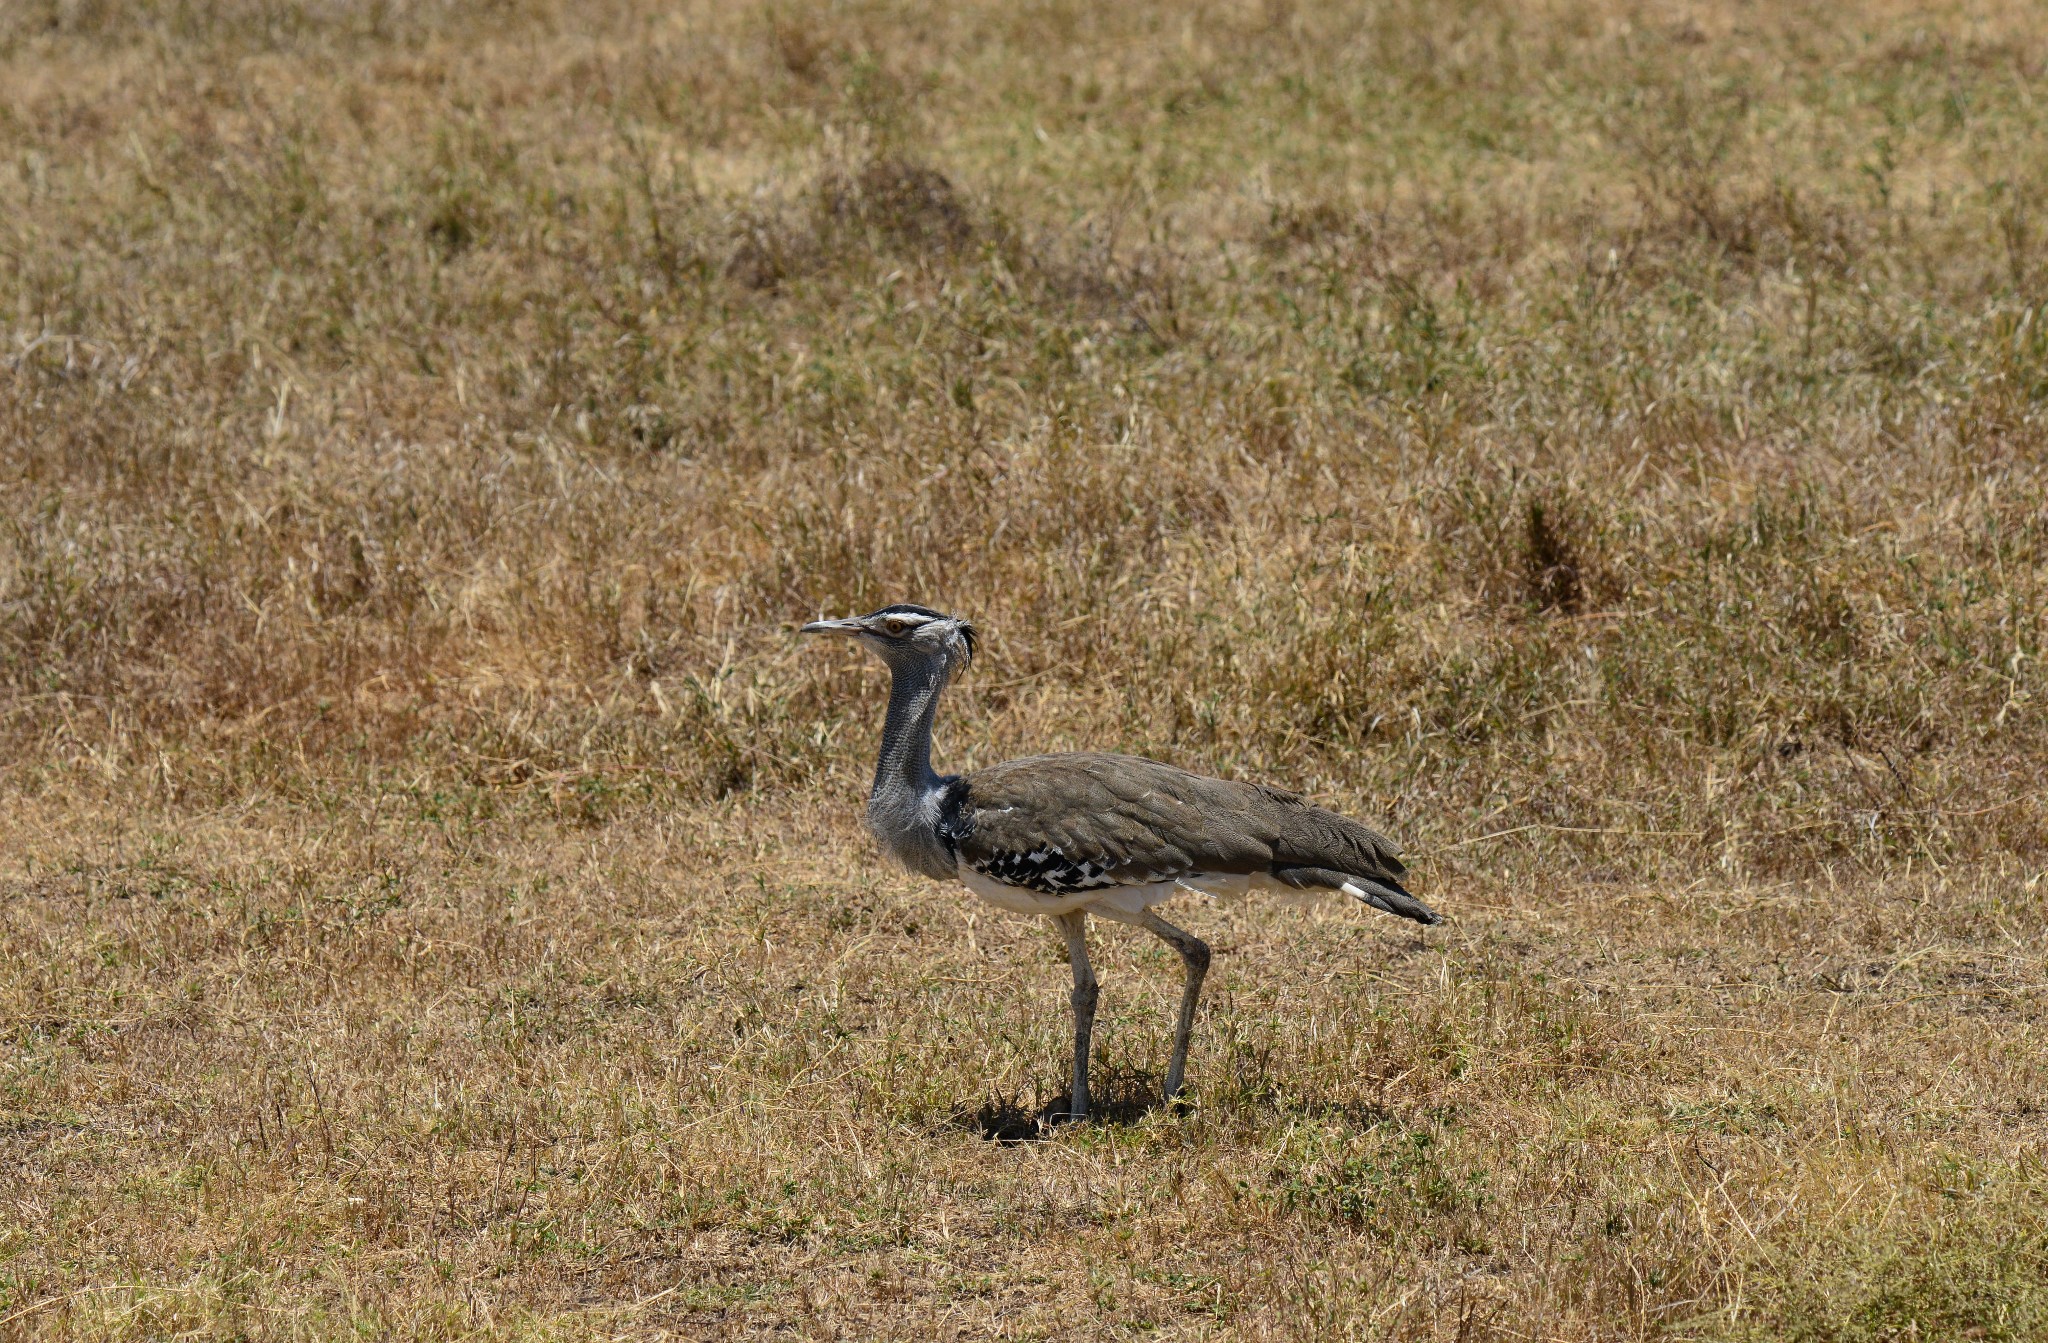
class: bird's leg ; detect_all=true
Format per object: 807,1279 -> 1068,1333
1137,909 -> 1210,1104
1057,911 -> 1097,1121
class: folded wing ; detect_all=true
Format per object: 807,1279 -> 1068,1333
948,753 -> 1438,924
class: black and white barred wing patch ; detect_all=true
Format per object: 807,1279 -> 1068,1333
971,848 -> 1124,894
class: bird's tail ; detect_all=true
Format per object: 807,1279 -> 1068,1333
1270,864 -> 1442,925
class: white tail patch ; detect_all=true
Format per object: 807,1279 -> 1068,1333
1338,880 -> 1400,916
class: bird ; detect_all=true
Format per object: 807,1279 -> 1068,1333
800,603 -> 1440,1121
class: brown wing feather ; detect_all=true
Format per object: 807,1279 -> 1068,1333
954,753 -> 1404,887
1256,782 -> 1407,880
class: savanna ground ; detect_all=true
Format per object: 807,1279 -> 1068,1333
4,0 -> 2048,1336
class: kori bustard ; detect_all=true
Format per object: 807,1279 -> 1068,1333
802,604 -> 1440,1120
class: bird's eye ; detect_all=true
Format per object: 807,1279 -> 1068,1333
882,618 -> 908,635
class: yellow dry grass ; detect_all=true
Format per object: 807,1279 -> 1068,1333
3,0 -> 2047,1337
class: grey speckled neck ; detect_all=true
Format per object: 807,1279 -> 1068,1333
864,649 -> 959,880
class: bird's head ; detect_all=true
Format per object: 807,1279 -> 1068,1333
800,603 -> 978,677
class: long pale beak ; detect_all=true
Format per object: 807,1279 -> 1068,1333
800,616 -> 864,636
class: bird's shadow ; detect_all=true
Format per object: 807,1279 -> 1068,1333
962,1062 -> 1170,1143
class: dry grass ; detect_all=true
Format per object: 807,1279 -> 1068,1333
4,0 -> 2048,1336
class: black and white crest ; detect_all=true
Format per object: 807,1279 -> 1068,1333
868,603 -> 975,662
